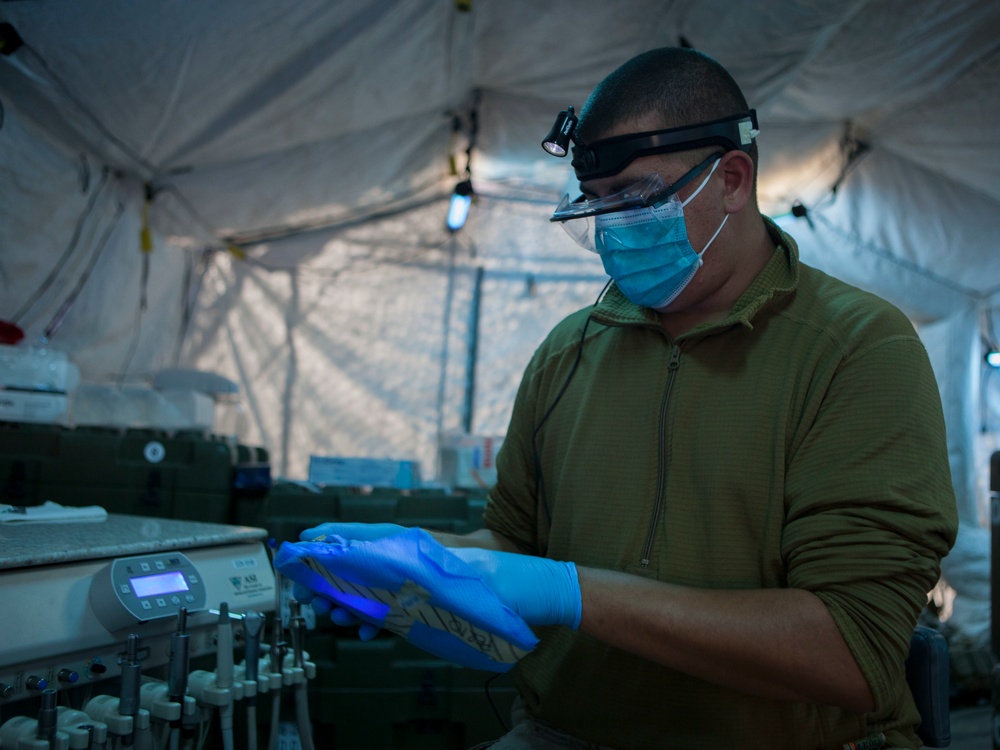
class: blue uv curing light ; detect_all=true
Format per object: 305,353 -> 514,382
89,551 -> 208,632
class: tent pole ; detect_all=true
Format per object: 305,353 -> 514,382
462,266 -> 484,434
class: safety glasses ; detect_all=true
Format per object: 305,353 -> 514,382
550,154 -> 721,224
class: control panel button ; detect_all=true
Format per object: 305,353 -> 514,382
141,600 -> 153,610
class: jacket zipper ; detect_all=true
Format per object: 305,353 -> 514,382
640,344 -> 682,568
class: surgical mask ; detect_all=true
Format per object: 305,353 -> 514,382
593,158 -> 727,310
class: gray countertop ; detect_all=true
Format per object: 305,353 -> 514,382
0,513 -> 268,570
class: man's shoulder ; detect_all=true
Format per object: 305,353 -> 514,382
791,261 -> 918,343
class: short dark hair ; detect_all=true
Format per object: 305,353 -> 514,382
578,47 -> 757,167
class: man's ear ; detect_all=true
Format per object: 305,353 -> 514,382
720,150 -> 755,214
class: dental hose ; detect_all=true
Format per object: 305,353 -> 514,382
244,611 -> 263,750
216,603 -> 235,750
290,605 -> 314,750
168,608 -> 190,750
267,609 -> 284,750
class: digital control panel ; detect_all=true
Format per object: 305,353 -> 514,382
89,551 -> 208,632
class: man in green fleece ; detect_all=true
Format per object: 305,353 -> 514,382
299,48 -> 958,749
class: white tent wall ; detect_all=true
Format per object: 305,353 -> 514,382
182,192 -> 608,480
1,102 -> 192,386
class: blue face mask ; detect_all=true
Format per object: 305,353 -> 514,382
594,158 -> 727,310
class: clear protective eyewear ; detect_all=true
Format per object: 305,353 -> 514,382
553,154 -> 722,252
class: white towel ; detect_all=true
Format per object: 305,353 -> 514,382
0,500 -> 108,523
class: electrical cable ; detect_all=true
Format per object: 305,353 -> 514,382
483,673 -> 509,732
531,280 -> 612,526
12,168 -> 110,325
116,247 -> 150,387
42,196 -> 126,340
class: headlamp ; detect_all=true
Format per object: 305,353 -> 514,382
540,109 -> 759,181
541,106 -> 578,157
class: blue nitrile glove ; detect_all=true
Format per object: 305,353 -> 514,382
448,547 -> 582,629
275,528 -> 539,671
296,522 -> 408,639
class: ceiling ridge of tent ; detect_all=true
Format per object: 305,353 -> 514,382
225,176 -> 450,248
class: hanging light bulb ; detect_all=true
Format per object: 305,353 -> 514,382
986,351 -> 1000,368
447,179 -> 474,232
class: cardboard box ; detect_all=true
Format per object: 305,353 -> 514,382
438,433 -> 503,489
308,456 -> 422,489
0,344 -> 74,393
0,390 -> 69,424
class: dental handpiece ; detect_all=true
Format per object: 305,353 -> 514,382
36,688 -> 58,745
216,602 -> 234,690
244,611 -> 263,694
119,634 -> 142,746
168,608 -> 190,706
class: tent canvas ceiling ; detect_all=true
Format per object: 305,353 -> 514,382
2,1 -> 1000,537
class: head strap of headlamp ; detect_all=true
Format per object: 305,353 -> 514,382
570,110 -> 758,181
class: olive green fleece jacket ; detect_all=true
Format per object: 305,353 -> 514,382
482,220 -> 958,750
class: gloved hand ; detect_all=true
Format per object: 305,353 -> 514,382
294,522 -> 408,640
448,547 -> 582,629
275,528 -> 540,671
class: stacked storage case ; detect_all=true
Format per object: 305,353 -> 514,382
0,421 -> 271,524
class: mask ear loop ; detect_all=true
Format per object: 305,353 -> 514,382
695,214 -> 729,265
680,155 -> 727,266
679,155 -> 722,208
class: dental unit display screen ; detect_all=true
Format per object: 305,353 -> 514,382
130,570 -> 190,598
